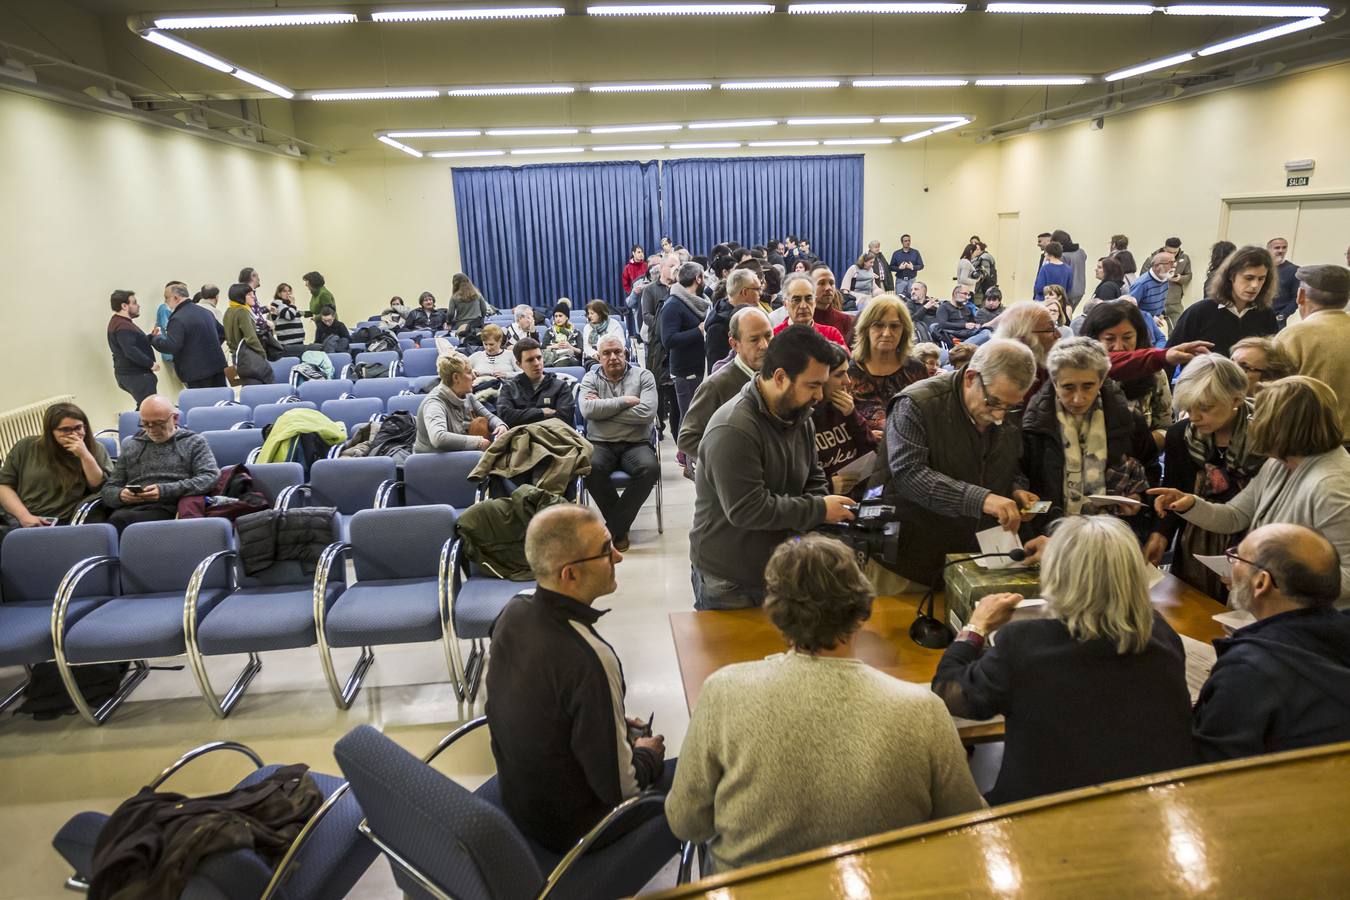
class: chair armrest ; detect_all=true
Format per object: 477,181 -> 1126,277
276,484 -> 312,511
261,781 -> 356,900
376,480 -> 403,509
422,716 -> 489,765
313,541 -> 353,624
52,556 -> 119,646
184,549 -> 239,636
539,793 -> 670,899
149,740 -> 265,789
72,497 -> 103,525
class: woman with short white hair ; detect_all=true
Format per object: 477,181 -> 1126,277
504,304 -> 537,347
932,515 -> 1194,805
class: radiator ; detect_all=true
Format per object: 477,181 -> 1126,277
0,395 -> 76,458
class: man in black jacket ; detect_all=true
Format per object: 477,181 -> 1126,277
402,291 -> 447,333
1193,523 -> 1350,761
486,504 -> 676,855
107,289 -> 158,405
497,338 -> 576,427
150,284 -> 227,388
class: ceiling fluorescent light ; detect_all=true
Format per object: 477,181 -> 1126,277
1104,51 -> 1194,80
1196,15 -> 1323,55
748,140 -> 821,147
153,13 -> 358,28
448,85 -> 575,96
722,79 -> 842,90
787,116 -> 876,125
590,123 -> 683,134
788,3 -> 967,13
231,68 -> 295,99
378,135 -> 424,157
1165,5 -> 1329,17
853,77 -> 970,86
141,30 -> 234,73
878,114 -> 968,122
587,4 -> 775,15
487,127 -> 579,135
986,3 -> 1154,13
591,143 -> 666,151
669,141 -> 742,149
372,7 -> 566,21
511,146 -> 586,154
311,89 -> 440,100
428,150 -> 507,157
386,129 -> 483,138
824,137 -> 894,144
688,118 -> 780,129
900,128 -> 937,142
589,82 -> 713,92
929,117 -> 969,132
975,76 -> 1089,85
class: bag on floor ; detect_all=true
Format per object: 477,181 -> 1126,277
16,661 -> 130,720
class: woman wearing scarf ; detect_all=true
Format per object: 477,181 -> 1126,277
1145,356 -> 1265,599
1021,338 -> 1159,540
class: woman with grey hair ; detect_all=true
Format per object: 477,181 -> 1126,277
666,534 -> 984,873
1020,337 -> 1159,530
1144,355 -> 1266,598
504,304 -> 538,347
932,516 -> 1194,805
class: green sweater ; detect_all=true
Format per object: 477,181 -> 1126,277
223,303 -> 264,359
0,435 -> 111,521
309,285 -> 336,318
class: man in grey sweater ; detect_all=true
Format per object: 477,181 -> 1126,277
689,325 -> 857,609
677,307 -> 773,463
579,335 -> 659,552
101,394 -> 218,533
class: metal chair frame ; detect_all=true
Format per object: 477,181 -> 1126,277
445,538 -> 523,704
182,549 -> 265,719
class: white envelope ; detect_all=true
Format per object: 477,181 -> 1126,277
974,525 -> 1026,569
1194,554 -> 1233,580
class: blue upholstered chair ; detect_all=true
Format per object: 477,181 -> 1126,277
305,457 -> 396,538
178,387 -> 237,414
401,347 -> 440,378
446,527 -> 533,702
253,400 -> 318,431
53,518 -> 234,725
351,376 -> 412,405
334,721 -> 683,900
398,338 -> 417,352
297,379 -> 354,405
385,393 -> 426,417
0,524 -> 119,715
320,398 -> 383,435
545,366 -> 586,384
327,352 -> 355,376
248,462 -> 307,510
118,410 -> 140,444
186,405 -> 253,432
314,505 -> 459,708
270,357 -> 300,387
240,383 -> 297,407
203,429 -> 266,467
95,434 -> 119,459
402,451 -> 483,510
185,509 -> 343,717
52,741 -> 377,899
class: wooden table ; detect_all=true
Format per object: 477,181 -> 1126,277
670,573 -> 1226,741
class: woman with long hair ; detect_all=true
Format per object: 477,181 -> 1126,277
1093,256 -> 1126,301
1205,240 -> 1237,286
1169,245 -> 1280,356
956,242 -> 979,288
449,272 -> 493,338
1084,301 -> 1172,449
0,403 -> 110,538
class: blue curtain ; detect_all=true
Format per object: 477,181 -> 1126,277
452,160 -> 661,310
661,155 -> 864,276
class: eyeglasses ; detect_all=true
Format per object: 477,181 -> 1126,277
1031,328 -> 1060,335
869,321 -> 904,332
1224,546 -> 1277,587
1235,361 -> 1269,378
54,424 -> 86,435
139,417 -> 174,429
561,540 -> 614,574
977,376 -> 1024,414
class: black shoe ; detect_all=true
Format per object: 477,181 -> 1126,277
614,536 -> 631,552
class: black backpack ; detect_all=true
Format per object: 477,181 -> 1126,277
366,333 -> 400,354
17,662 -> 130,719
352,361 -> 390,380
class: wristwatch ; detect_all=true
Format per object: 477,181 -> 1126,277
957,622 -> 988,649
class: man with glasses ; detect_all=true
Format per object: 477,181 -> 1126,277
100,394 -> 219,533
933,284 -> 981,345
885,339 -> 1045,587
772,273 -> 846,348
1192,523 -> 1350,761
486,504 -> 676,857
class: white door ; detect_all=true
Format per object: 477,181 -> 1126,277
1224,199 -> 1300,249
1292,198 -> 1350,266
996,212 -> 1020,298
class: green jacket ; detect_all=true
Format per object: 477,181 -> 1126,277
456,484 -> 566,580
257,407 -> 348,464
223,303 -> 264,360
309,285 -> 336,318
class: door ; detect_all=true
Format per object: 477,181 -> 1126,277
1223,195 -> 1350,264
996,212 -> 1020,299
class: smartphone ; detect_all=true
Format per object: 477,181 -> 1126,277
627,712 -> 654,742
1022,500 -> 1052,515
126,484 -> 147,494
40,516 -> 58,526
863,485 -> 884,502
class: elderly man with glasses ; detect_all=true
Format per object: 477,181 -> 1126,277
773,273 -> 847,348
99,394 -> 219,533
884,339 -> 1047,587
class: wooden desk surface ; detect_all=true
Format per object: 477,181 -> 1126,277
647,741 -> 1350,899
670,573 -> 1225,741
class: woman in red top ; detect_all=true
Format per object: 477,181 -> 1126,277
621,244 -> 647,296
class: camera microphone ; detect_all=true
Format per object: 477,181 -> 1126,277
1007,548 -> 1027,562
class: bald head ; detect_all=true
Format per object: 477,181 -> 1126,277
526,505 -> 602,582
1239,523 -> 1341,613
138,394 -> 179,442
140,394 -> 174,418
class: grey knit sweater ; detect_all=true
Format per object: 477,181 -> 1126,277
102,429 -> 219,506
665,651 -> 986,873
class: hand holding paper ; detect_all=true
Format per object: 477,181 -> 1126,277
974,526 -> 1027,569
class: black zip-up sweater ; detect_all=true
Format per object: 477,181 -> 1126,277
107,314 -> 155,375
486,588 -> 662,852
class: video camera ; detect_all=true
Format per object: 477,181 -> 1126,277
817,486 -> 901,567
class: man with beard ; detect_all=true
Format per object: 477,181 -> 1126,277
1192,523 -> 1350,761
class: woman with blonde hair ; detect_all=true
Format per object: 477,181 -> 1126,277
846,293 -> 927,437
1229,336 -> 1295,397
932,516 -> 1194,804
1150,375 -> 1350,606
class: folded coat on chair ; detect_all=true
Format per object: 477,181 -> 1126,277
469,417 -> 593,496
456,484 -> 567,580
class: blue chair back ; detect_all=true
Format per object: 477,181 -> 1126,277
320,398 -> 383,433
349,505 -> 455,581
96,435 -> 119,459
247,462 -> 304,505
178,387 -> 236,414
119,519 -> 233,595
309,458 -> 396,516
203,429 -> 265,467
298,379 -> 354,404
403,452 -> 481,509
253,401 -> 317,430
385,394 -> 426,417
351,377 -> 412,403
398,338 -> 417,352
353,351 -> 401,375
0,524 -> 118,604
185,406 -> 252,433
270,357 -> 299,386
239,383 -> 296,407
327,352 -> 355,376
334,724 -> 542,900
401,348 -> 440,378
118,411 -> 141,444
546,366 -> 585,383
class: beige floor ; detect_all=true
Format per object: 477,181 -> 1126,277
0,438 -> 699,899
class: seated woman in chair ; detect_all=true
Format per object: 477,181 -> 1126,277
581,300 -> 626,370
414,352 -> 506,453
0,402 -> 111,544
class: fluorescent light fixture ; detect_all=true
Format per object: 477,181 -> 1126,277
141,30 -> 234,73
986,3 -> 1154,13
668,141 -> 742,149
590,123 -> 684,133
1104,51 -> 1194,80
1196,15 -> 1324,55
788,3 -> 967,12
311,89 -> 441,100
824,137 -> 894,144
853,77 -> 969,86
153,13 -> 358,28
748,139 -> 822,147
787,116 -> 876,125
721,79 -> 842,90
231,68 -> 295,99
878,114 -> 968,122
587,4 -> 775,15
386,129 -> 483,138
372,7 -> 566,21
688,118 -> 780,129
975,76 -> 1089,85
378,135 -> 424,157
591,143 -> 666,151
428,149 -> 507,158
486,127 -> 579,135
589,82 -> 713,92
510,146 -> 586,155
1165,5 -> 1329,17
447,85 -> 575,96
900,117 -> 969,141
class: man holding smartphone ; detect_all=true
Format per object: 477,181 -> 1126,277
100,395 -> 219,533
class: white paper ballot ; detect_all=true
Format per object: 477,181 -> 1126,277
1213,609 -> 1257,634
1086,494 -> 1144,508
1009,597 -> 1048,622
1194,554 -> 1233,580
1180,634 -> 1218,703
974,525 -> 1026,569
1144,564 -> 1167,589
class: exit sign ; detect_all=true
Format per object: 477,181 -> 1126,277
1287,175 -> 1311,187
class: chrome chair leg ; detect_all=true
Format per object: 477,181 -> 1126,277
186,647 -> 263,719
677,840 -> 696,884
55,659 -> 151,727
440,538 -> 468,701
318,643 -> 375,710
463,640 -> 486,704
0,667 -> 31,716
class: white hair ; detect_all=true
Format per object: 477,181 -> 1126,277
1172,354 -> 1248,414
968,338 -> 1036,392
1041,516 -> 1154,654
597,333 -> 625,351
513,304 -> 532,318
994,302 -> 1055,366
1046,336 -> 1109,381
725,268 -> 760,298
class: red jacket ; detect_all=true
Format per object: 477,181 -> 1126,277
622,260 -> 647,296
774,319 -> 847,348
814,306 -> 855,346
